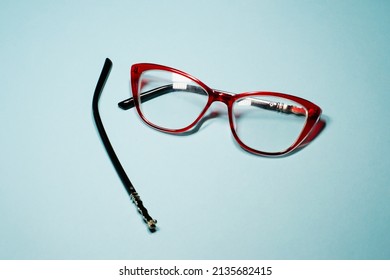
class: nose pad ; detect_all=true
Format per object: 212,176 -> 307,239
199,103 -> 224,125
182,103 -> 225,135
187,91 -> 233,135
209,102 -> 227,115
206,90 -> 235,126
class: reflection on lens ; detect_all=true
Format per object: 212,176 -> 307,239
138,70 -> 209,130
232,96 -> 308,153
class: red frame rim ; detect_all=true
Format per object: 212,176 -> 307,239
131,63 -> 322,157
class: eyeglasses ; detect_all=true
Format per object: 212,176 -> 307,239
118,63 -> 322,156
93,58 -> 322,231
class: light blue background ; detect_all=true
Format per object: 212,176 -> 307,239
1,0 -> 389,259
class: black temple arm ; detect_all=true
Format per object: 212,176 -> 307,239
92,58 -> 157,232
118,84 -> 207,110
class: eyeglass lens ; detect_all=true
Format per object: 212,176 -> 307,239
232,96 -> 307,153
138,70 -> 209,130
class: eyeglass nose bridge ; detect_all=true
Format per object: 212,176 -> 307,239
211,89 -> 234,105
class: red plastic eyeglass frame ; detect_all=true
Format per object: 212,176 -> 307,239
119,63 -> 322,157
